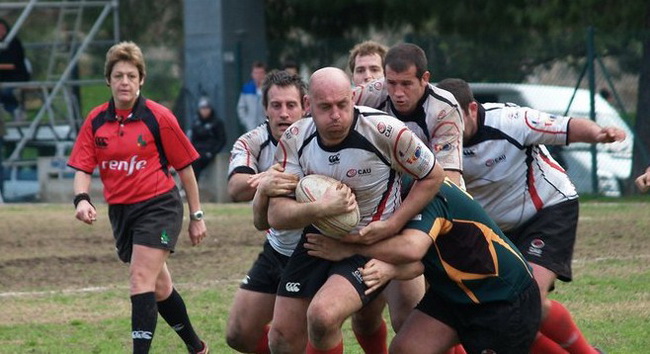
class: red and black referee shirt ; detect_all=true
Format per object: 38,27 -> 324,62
68,95 -> 199,205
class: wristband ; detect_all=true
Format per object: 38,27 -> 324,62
73,193 -> 94,209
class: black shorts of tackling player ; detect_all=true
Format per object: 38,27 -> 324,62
276,226 -> 380,306
240,240 -> 291,294
505,199 -> 579,282
416,281 -> 541,354
108,186 -> 183,263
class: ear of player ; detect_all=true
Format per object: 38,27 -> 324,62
295,174 -> 360,238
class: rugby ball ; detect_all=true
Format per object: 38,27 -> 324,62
295,174 -> 360,238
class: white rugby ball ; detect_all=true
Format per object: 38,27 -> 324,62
295,174 -> 360,238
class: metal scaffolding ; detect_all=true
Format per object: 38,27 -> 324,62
0,0 -> 119,202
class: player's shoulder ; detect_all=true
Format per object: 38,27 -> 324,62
427,84 -> 460,107
86,101 -> 109,118
143,98 -> 174,116
235,122 -> 270,145
353,78 -> 388,107
280,116 -> 316,142
356,106 -> 406,130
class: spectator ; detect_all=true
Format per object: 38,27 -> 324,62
237,61 -> 267,132
0,18 -> 30,122
190,97 -> 226,181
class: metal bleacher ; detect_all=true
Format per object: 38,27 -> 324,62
0,0 -> 119,202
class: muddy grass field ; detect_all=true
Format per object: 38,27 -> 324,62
1,201 -> 649,352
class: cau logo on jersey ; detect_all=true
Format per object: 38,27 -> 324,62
346,167 -> 371,178
375,122 -> 393,137
485,154 -> 506,167
283,126 -> 300,140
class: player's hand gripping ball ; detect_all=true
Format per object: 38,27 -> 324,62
295,174 -> 360,238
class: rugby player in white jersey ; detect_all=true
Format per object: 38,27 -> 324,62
353,43 -> 464,187
348,40 -> 388,86
266,67 -> 445,354
352,45 -> 466,347
345,39 -> 394,353
225,70 -> 308,353
437,78 -> 623,354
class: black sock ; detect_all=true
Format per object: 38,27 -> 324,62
131,292 -> 158,354
157,288 -> 203,352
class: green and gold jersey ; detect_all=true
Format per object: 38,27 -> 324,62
406,180 -> 534,304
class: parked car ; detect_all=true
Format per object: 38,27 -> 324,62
468,83 -> 634,196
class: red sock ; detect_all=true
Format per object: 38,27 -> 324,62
444,344 -> 467,354
453,344 -> 467,354
540,300 -> 597,353
530,332 -> 568,354
354,319 -> 388,354
254,324 -> 271,354
306,339 -> 343,354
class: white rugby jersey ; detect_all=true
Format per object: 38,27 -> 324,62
228,122 -> 301,256
353,79 -> 463,173
275,106 -> 437,231
462,103 -> 578,232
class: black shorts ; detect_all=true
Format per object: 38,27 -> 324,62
276,227 -> 378,306
240,240 -> 291,294
505,199 -> 579,282
108,187 -> 183,263
416,282 -> 541,354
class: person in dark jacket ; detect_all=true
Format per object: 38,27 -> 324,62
190,97 -> 226,181
0,18 -> 30,121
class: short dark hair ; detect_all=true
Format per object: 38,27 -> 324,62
384,43 -> 428,79
436,78 -> 474,113
262,70 -> 308,108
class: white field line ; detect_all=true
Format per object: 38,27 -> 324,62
0,278 -> 242,298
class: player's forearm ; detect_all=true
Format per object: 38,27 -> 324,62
443,170 -> 462,187
252,189 -> 271,230
392,261 -> 425,280
228,174 -> 256,202
268,196 -> 329,230
353,234 -> 426,264
73,171 -> 93,194
388,163 -> 444,232
567,118 -> 606,143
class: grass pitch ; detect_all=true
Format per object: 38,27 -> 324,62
0,201 -> 648,353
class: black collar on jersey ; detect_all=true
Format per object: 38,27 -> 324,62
106,95 -> 147,122
92,94 -> 171,176
464,103 -> 520,148
264,121 -> 279,146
